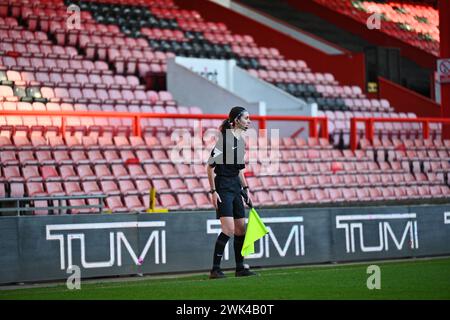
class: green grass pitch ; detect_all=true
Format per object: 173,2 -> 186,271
1,257 -> 449,300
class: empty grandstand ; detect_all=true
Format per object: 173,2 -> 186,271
1,0 -> 449,213
0,0 -> 449,290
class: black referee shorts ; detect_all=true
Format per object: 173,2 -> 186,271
214,175 -> 245,220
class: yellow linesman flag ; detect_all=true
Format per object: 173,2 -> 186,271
241,208 -> 269,256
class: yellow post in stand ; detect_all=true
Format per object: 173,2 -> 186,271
146,187 -> 169,213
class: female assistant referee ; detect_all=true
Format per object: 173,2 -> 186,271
206,106 -> 257,279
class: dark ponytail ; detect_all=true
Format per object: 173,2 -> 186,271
219,119 -> 232,135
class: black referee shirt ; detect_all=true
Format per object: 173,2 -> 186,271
207,131 -> 246,177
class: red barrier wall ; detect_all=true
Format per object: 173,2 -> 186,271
439,0 -> 450,139
378,77 -> 441,117
287,0 -> 437,69
177,0 -> 367,89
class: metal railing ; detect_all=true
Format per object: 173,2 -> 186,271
0,194 -> 107,216
0,110 -> 329,139
350,117 -> 450,151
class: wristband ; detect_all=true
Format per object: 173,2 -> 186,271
209,189 -> 216,194
243,186 -> 249,190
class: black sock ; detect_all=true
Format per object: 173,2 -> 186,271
212,232 -> 230,271
234,234 -> 245,271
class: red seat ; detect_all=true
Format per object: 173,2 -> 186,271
313,189 -> 330,203
41,166 -> 59,181
23,166 -> 41,181
18,151 -> 37,165
64,182 -> 84,195
368,188 -> 383,201
46,182 -> 65,196
168,178 -> 187,191
394,186 -> 408,200
77,165 -> 96,181
177,193 -> 196,209
112,165 -> 130,180
304,175 -> 319,188
105,196 -> 128,213
152,179 -> 170,192
193,192 -> 212,209
317,175 -> 333,188
127,165 -> 147,179
342,188 -> 358,201
95,164 -> 114,179
124,195 -> 145,212
175,164 -> 192,176
159,163 -> 177,176
52,150 -> 72,165
184,178 -> 203,192
271,190 -> 288,205
356,188 -> 370,201
68,198 -> 98,214
298,189 -> 315,203
289,176 -> 304,187
81,180 -> 102,196
144,163 -> 163,177
254,190 -> 273,205
27,181 -> 47,197
440,185 -> 450,197
135,179 -> 152,194
259,176 -> 277,190
87,150 -> 103,164
160,194 -> 179,210
283,190 -> 300,203
328,188 -> 344,202
0,85 -> 15,98
100,180 -> 120,196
